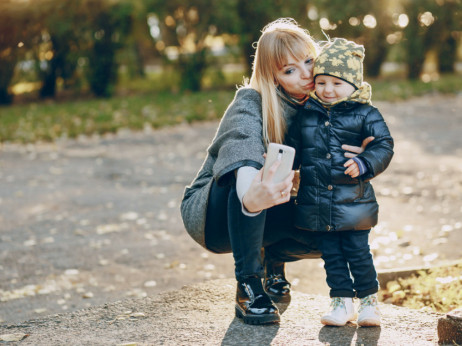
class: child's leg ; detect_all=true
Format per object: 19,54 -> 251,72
317,232 -> 356,326
317,232 -> 355,298
340,230 -> 378,298
341,230 -> 381,327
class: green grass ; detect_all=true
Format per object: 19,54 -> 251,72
370,73 -> 462,101
379,263 -> 462,313
0,73 -> 460,143
0,90 -> 234,143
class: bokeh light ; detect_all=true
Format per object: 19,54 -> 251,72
349,17 -> 360,26
363,14 -> 377,29
419,11 -> 435,27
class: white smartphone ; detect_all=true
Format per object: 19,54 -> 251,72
262,143 -> 295,183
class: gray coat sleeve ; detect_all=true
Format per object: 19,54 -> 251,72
180,87 -> 267,249
208,88 -> 266,186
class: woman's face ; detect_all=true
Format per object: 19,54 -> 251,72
275,54 -> 315,99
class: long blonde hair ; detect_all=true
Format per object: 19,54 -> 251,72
246,18 -> 319,145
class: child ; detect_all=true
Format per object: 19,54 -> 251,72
287,38 -> 394,327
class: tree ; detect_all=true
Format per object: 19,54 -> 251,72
0,2 -> 33,104
235,0 -> 309,76
431,0 -> 462,73
308,0 -> 392,77
81,0 -> 133,97
120,0 -> 158,79
402,0 -> 435,79
36,0 -> 81,98
145,0 -> 239,91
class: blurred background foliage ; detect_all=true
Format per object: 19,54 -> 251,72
0,0 -> 461,141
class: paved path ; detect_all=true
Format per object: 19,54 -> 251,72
0,279 -> 443,345
1,94 -> 461,325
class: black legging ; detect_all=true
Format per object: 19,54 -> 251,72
204,179 -> 321,281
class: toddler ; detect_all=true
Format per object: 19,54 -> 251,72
287,38 -> 394,327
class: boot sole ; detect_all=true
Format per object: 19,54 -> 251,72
266,292 -> 291,303
235,305 -> 280,325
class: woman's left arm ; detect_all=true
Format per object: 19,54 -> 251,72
342,136 -> 375,158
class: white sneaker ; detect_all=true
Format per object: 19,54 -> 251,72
321,297 -> 357,326
357,294 -> 381,327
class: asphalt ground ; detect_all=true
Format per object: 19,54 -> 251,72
1,94 -> 461,324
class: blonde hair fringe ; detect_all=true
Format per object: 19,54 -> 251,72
244,18 -> 319,146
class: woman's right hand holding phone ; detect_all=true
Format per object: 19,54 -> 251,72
242,159 -> 294,213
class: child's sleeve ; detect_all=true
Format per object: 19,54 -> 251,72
357,107 -> 394,180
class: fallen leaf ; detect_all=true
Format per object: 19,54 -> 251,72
423,253 -> 439,262
203,264 -> 215,271
125,289 -> 146,298
23,239 -> 37,247
144,281 -> 157,288
82,292 -> 94,299
130,312 -> 146,318
64,269 -> 80,276
0,333 -> 29,342
157,212 -> 168,221
120,212 -> 138,221
96,224 -> 124,235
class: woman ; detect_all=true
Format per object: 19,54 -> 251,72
181,18 -> 370,325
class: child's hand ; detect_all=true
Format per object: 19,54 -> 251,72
344,159 -> 360,178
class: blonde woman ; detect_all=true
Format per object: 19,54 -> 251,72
181,18 -> 370,325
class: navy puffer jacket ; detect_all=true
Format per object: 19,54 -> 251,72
287,97 -> 394,232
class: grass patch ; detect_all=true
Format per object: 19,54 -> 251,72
1,73 -> 461,143
370,73 -> 462,101
0,90 -> 234,143
379,263 -> 462,313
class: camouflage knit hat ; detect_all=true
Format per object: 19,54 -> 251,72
313,38 -> 365,89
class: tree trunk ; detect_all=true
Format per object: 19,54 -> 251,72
438,35 -> 457,73
364,30 -> 388,78
39,61 -> 57,98
0,59 -> 16,105
178,49 -> 207,92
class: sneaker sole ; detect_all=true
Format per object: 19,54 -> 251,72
235,305 -> 280,325
358,318 -> 381,327
321,313 -> 357,327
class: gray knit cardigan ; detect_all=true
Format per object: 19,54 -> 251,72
180,87 -> 298,249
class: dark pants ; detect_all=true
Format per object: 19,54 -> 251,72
204,180 -> 321,281
315,230 -> 378,298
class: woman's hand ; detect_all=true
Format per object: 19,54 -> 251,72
242,160 -> 294,213
341,136 -> 375,158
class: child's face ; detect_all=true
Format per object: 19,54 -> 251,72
314,75 -> 356,103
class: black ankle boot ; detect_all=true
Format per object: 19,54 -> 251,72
235,276 -> 280,325
264,258 -> 291,302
